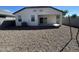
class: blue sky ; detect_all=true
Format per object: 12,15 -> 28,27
55,6 -> 79,16
0,6 -> 79,16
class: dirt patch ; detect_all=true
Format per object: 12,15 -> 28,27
0,25 -> 78,52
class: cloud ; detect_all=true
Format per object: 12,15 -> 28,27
3,9 -> 12,13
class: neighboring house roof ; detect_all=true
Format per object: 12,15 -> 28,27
13,6 -> 65,14
0,10 -> 15,17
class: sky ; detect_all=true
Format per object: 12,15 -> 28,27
0,6 -> 79,16
55,6 -> 79,16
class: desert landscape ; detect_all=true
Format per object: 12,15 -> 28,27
0,25 -> 79,52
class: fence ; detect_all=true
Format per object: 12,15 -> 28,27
62,17 -> 79,27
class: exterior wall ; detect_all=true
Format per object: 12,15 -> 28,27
59,14 -> 63,25
15,8 -> 63,26
47,15 -> 56,25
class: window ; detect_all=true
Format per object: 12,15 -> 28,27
18,18 -> 22,22
39,10 -> 43,12
39,17 -> 47,24
0,15 -> 6,18
56,15 -> 60,19
18,15 -> 22,22
31,15 -> 35,22
33,10 -> 37,12
44,17 -> 47,20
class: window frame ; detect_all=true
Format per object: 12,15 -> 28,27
31,15 -> 35,22
39,10 -> 43,12
56,15 -> 60,19
18,15 -> 22,22
33,10 -> 37,12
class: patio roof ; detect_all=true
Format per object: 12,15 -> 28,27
0,10 -> 15,17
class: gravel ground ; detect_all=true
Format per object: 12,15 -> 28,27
0,25 -> 79,52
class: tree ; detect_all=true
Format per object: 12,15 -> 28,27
63,10 -> 68,16
71,14 -> 77,18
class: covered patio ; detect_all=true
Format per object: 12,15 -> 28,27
38,14 -> 61,26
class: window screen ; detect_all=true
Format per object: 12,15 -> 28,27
31,15 -> 35,22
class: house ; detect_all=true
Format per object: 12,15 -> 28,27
0,10 -> 15,25
13,6 -> 64,27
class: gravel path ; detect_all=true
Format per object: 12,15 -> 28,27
0,25 -> 79,52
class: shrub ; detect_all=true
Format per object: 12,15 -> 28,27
71,14 -> 77,18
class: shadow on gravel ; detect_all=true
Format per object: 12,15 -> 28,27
63,24 -> 79,28
0,26 -> 59,30
0,20 -> 60,30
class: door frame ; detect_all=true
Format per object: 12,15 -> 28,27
38,15 -> 47,25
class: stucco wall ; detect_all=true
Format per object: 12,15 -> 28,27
15,8 -> 63,26
47,15 -> 56,24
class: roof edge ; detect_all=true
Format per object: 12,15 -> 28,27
13,6 -> 65,14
